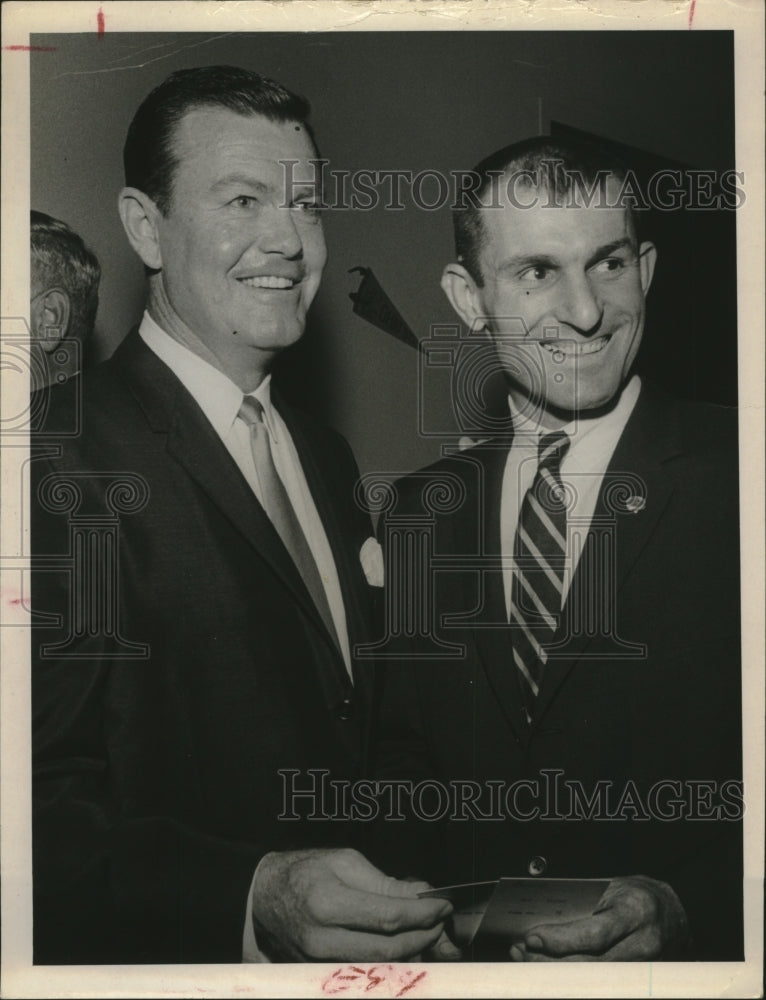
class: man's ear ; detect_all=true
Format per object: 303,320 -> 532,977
31,287 -> 71,352
118,187 -> 164,270
440,263 -> 489,333
638,241 -> 657,295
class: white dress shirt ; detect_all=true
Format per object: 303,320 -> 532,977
139,312 -> 352,963
501,376 -> 641,618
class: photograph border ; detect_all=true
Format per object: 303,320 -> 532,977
2,2 -> 763,997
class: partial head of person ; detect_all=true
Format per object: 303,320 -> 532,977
119,65 -> 327,391
442,136 -> 657,430
30,210 -> 101,380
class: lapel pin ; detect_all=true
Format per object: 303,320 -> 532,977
624,495 -> 646,514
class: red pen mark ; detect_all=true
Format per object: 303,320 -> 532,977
321,966 -> 427,997
688,0 -> 696,28
366,967 -> 386,991
395,971 -> 426,998
3,587 -> 24,606
4,45 -> 58,52
2,588 -> 28,618
97,7 -> 105,39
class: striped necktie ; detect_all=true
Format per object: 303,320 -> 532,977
238,396 -> 340,653
509,430 -> 571,721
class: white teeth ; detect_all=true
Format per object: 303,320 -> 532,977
239,275 -> 296,289
540,336 -> 609,357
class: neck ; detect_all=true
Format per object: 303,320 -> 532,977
507,385 -> 570,431
147,281 -> 272,394
508,384 -> 626,432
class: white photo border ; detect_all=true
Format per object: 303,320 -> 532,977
2,2 -> 763,997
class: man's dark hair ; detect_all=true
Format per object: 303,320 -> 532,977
454,135 -> 640,286
123,64 -> 316,215
30,210 -> 101,342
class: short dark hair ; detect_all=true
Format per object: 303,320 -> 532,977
30,210 -> 101,342
123,65 -> 316,215
454,135 -> 640,286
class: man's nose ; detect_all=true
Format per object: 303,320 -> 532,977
553,272 -> 604,335
257,204 -> 303,258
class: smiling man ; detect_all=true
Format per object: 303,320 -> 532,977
375,136 -> 742,961
445,168 -> 655,424
31,66 -> 453,964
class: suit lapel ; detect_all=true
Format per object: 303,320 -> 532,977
532,383 -> 682,726
115,332 -> 348,687
458,444 -> 530,743
275,394 -> 373,696
269,395 -> 371,763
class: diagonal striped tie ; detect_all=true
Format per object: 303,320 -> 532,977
238,395 -> 340,653
509,430 -> 571,721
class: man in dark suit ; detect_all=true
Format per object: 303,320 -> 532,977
31,65 -> 452,965
374,137 -> 742,961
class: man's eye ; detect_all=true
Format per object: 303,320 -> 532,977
292,201 -> 323,217
591,257 -> 627,276
231,196 -> 257,209
519,265 -> 551,283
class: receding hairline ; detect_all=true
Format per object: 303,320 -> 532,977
156,103 -> 320,206
452,135 -> 644,286
170,102 -> 316,149
123,64 -> 320,217
462,169 -> 641,279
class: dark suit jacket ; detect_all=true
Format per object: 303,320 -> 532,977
31,329 -> 377,964
373,382 -> 743,960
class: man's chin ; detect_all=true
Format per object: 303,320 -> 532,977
572,377 -> 630,416
509,378 -> 627,427
239,321 -> 307,353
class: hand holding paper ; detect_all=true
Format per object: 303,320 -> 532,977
510,875 -> 690,962
251,847 -> 453,961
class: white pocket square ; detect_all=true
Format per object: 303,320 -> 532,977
360,537 -> 384,587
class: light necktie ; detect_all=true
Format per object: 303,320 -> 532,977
238,395 -> 340,653
509,430 -> 571,720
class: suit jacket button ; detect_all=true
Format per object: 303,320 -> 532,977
338,697 -> 354,721
528,856 -> 547,876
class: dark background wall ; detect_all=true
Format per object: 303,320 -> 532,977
31,31 -> 737,477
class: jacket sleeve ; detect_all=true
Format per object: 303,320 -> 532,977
31,452 -> 265,964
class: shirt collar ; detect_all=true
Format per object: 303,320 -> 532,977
508,375 -> 642,460
138,311 -> 273,439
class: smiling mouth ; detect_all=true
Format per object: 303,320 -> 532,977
238,275 -> 298,290
540,335 -> 611,358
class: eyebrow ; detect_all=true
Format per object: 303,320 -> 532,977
209,175 -> 271,195
494,238 -> 636,275
584,237 -> 635,269
494,253 -> 557,275
209,175 -> 322,201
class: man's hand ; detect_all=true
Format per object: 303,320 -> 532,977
423,928 -> 463,961
509,876 -> 690,962
251,847 -> 454,961
398,877 -> 462,962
